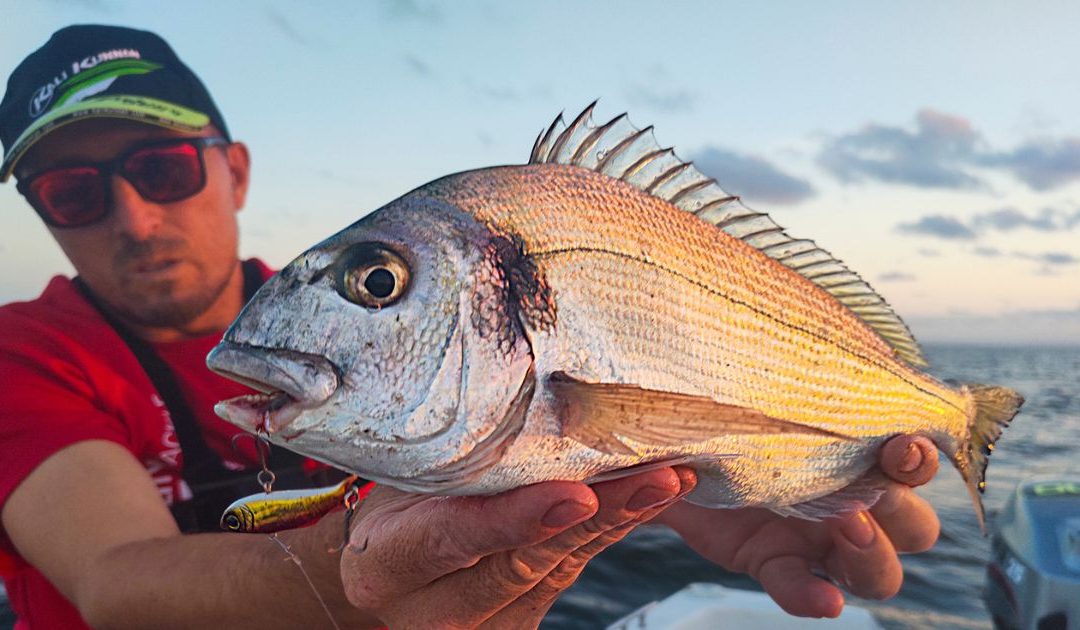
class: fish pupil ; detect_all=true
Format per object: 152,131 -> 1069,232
365,268 -> 396,298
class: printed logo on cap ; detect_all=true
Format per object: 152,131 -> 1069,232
27,49 -> 156,118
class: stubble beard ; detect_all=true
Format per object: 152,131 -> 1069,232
119,268 -> 235,329
105,236 -> 238,330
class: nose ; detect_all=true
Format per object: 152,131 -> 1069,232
109,174 -> 165,240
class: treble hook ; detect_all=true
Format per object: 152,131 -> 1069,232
331,478 -> 366,554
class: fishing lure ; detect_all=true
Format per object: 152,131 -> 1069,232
220,475 -> 369,534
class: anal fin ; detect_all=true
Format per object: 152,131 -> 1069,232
549,371 -> 850,456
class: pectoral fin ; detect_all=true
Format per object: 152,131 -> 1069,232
768,472 -> 887,520
549,371 -> 846,456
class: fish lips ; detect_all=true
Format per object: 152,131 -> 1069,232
207,343 -> 340,434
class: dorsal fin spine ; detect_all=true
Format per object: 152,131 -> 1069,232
596,125 -> 650,171
645,162 -> 695,195
667,178 -> 717,205
531,112 -> 565,163
620,147 -> 673,182
792,260 -> 840,271
741,227 -> 785,241
549,102 -> 596,163
714,212 -> 766,230
693,195 -> 739,217
530,128 -> 546,164
572,113 -> 626,166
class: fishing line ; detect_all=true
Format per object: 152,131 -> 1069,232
268,533 -> 341,630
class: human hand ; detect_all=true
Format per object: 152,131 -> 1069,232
656,434 -> 941,618
340,466 -> 697,628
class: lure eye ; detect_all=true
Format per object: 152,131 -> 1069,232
337,244 -> 410,308
224,513 -> 242,531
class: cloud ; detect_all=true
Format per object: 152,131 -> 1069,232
461,77 -> 521,102
404,54 -> 433,77
971,206 -> 1080,233
896,215 -> 976,240
908,308 -> 1080,345
692,147 -> 815,205
1020,251 -> 1080,265
818,109 -> 985,189
966,246 -> 1079,273
44,0 -> 115,9
264,8 -> 311,46
879,271 -> 917,282
918,248 -> 941,257
378,0 -> 443,24
623,85 -> 697,113
821,110 -> 1080,192
980,138 -> 1080,191
896,205 -> 1080,244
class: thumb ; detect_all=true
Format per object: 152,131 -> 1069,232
341,481 -> 597,608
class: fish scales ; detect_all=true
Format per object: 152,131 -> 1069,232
406,166 -> 969,507
422,166 -> 966,431
208,107 -> 1022,527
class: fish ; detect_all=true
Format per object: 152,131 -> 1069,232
220,475 -> 366,533
206,103 -> 1023,530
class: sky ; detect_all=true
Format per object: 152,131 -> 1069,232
1,1 -> 1079,346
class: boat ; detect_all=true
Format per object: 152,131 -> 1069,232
984,477 -> 1080,630
605,582 -> 881,629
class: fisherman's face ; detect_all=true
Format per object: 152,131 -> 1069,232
16,119 -> 251,329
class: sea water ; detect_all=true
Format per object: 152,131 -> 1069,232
545,344 -> 1080,630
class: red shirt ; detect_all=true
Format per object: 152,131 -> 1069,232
0,261 -> 274,629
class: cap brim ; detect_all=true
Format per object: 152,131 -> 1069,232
0,94 -> 211,182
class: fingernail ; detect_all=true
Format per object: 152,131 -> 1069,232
899,442 -> 923,473
542,500 -> 593,528
838,511 -> 876,548
626,486 -> 677,511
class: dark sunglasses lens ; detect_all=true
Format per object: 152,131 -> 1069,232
123,142 -> 205,203
29,167 -> 106,227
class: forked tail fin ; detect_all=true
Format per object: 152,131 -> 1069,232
954,384 -> 1024,534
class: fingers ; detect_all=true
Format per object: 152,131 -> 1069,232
730,519 -> 842,618
879,435 -> 939,487
757,555 -> 844,618
482,467 -> 699,626
870,483 -> 940,552
824,511 -> 903,601
340,480 -> 598,609
654,501 -> 776,567
875,435 -> 941,552
384,467 -> 694,628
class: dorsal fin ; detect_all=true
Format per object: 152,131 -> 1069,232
529,103 -> 927,367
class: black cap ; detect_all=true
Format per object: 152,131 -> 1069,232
0,24 -> 230,181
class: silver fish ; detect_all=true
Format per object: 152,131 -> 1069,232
207,105 -> 1023,528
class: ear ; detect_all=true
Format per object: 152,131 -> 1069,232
224,141 -> 252,212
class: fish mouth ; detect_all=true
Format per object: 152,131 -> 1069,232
207,343 -> 341,435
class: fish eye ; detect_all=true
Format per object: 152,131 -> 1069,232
224,514 -> 241,531
337,244 -> 411,308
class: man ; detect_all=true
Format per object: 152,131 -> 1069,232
0,24 -> 941,629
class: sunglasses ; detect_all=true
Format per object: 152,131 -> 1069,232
16,136 -> 229,228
